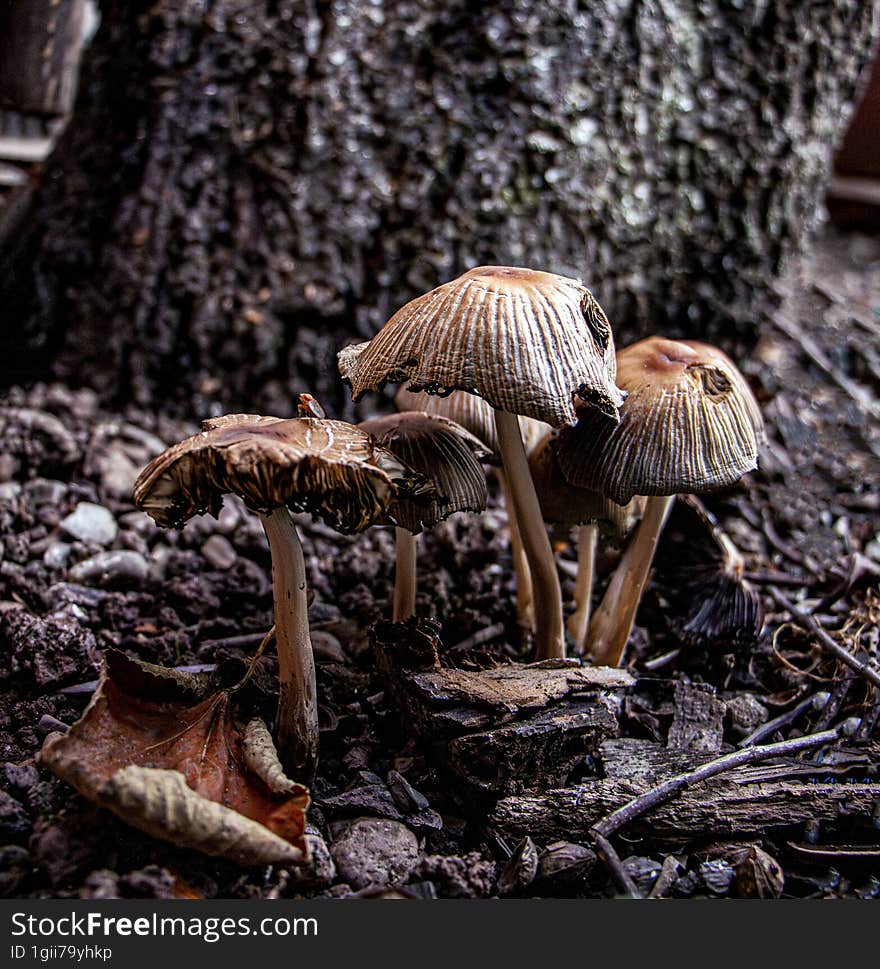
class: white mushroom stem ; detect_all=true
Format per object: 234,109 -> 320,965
393,526 -> 418,622
494,409 -> 565,660
587,495 -> 675,667
499,470 -> 535,632
567,523 -> 597,656
260,508 -> 319,781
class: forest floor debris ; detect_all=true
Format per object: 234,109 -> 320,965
0,230 -> 878,898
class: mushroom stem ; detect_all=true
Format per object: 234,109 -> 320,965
260,508 -> 319,781
494,409 -> 565,660
393,526 -> 418,621
567,523 -> 597,656
587,495 -> 675,667
499,470 -> 535,632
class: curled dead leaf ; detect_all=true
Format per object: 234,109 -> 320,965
39,650 -> 309,867
98,766 -> 303,867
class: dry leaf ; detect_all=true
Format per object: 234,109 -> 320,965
40,650 -> 309,866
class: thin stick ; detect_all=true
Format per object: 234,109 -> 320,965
393,526 -> 418,622
772,312 -> 880,420
591,719 -> 859,896
495,409 -> 564,660
768,588 -> 880,690
567,523 -> 597,656
261,508 -> 319,781
499,470 -> 535,633
737,691 -> 829,748
587,495 -> 674,666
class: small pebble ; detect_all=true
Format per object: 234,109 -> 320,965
24,479 -> 67,507
0,482 -> 22,503
68,550 -> 149,588
202,534 -> 237,570
329,817 -> 419,891
60,502 -> 118,546
43,542 -> 72,570
310,630 -> 346,664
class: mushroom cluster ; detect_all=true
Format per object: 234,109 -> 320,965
133,269 -> 763,779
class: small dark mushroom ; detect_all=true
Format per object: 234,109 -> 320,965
134,412 -> 428,779
358,412 -> 488,621
340,265 -> 623,660
671,494 -> 764,647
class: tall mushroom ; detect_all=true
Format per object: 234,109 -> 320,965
340,265 -> 623,661
133,413 -> 429,779
395,387 -> 547,632
359,412 -> 488,621
528,430 -> 643,655
556,337 -> 764,666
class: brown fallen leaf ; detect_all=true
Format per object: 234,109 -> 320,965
40,650 -> 309,867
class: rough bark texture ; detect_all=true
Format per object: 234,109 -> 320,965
1,0 -> 876,413
491,737 -> 880,841
372,620 -> 632,793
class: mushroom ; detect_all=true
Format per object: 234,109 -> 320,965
395,386 -> 547,632
528,430 -> 643,655
340,265 -> 623,661
671,493 -> 764,647
133,412 -> 429,779
358,411 -> 489,621
556,337 -> 763,666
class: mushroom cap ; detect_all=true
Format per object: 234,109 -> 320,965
394,387 -> 548,460
528,432 -> 643,533
339,265 -> 624,427
134,414 -> 431,534
556,338 -> 764,504
358,412 -> 488,534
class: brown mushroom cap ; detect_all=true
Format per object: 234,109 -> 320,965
394,387 -> 548,459
528,432 -> 643,533
358,412 -> 488,534
134,414 -> 430,534
340,265 -> 624,427
556,338 -> 764,504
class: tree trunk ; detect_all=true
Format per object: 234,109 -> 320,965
1,1 -> 876,414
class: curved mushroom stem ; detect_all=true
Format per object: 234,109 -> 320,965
499,470 -> 535,633
567,523 -> 597,656
393,526 -> 418,621
260,508 -> 319,782
494,409 -> 564,660
587,495 -> 675,667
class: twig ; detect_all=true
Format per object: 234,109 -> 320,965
642,648 -> 681,672
737,691 -> 830,748
768,588 -> 880,691
448,622 -> 506,654
590,831 -> 640,897
771,312 -> 880,419
743,570 -> 812,588
787,841 -> 880,860
590,718 -> 860,897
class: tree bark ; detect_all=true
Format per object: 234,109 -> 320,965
1,1 -> 876,413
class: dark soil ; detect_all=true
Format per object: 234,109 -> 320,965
0,228 -> 878,900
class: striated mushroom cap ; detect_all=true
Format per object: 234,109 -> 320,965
340,266 -> 624,427
556,338 -> 764,504
134,414 -> 431,534
528,432 -> 643,534
394,387 -> 548,460
358,412 -> 488,534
